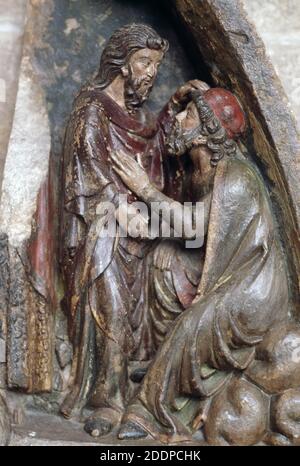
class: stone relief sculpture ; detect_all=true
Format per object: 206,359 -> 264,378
59,23 -> 202,432
110,90 -> 293,444
1,0 -> 300,447
59,24 -> 300,445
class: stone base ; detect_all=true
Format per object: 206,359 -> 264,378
10,410 -> 205,446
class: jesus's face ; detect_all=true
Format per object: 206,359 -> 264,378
123,48 -> 164,110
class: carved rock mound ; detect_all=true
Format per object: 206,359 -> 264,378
204,376 -> 268,445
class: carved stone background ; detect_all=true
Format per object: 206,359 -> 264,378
243,0 -> 300,128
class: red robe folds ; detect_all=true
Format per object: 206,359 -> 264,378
60,86 -> 179,417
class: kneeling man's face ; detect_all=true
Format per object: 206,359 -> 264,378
177,101 -> 200,131
167,102 -> 201,156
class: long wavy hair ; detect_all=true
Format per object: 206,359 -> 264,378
94,24 -> 169,89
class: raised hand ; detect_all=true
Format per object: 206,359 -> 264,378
172,80 -> 210,107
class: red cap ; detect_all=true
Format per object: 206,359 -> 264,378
203,88 -> 246,139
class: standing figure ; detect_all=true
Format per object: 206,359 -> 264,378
60,23 -> 206,437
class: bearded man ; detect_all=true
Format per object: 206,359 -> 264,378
60,23 -> 207,437
111,88 -> 289,442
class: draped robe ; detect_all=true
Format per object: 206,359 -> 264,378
123,154 -> 289,443
60,86 -> 180,417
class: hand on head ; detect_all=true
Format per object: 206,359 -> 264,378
172,80 -> 210,108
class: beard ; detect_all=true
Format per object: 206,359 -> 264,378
124,69 -> 154,112
166,120 -> 203,157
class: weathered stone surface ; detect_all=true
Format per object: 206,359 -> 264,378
0,1 -> 55,393
0,15 -> 51,247
0,233 -> 9,375
204,376 -> 269,446
0,339 -> 5,364
273,389 -> 300,445
246,323 -> 300,394
0,392 -> 11,446
0,0 -> 299,446
32,393 -> 61,415
0,364 -> 6,389
10,410 -> 202,446
5,245 -> 54,393
52,371 -> 64,393
0,0 -> 27,193
243,0 -> 300,127
55,340 -> 72,370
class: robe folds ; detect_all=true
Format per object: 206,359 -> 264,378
60,85 -> 180,417
123,154 -> 289,443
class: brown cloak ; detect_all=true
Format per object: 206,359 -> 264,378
60,86 -> 179,417
123,154 -> 289,443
